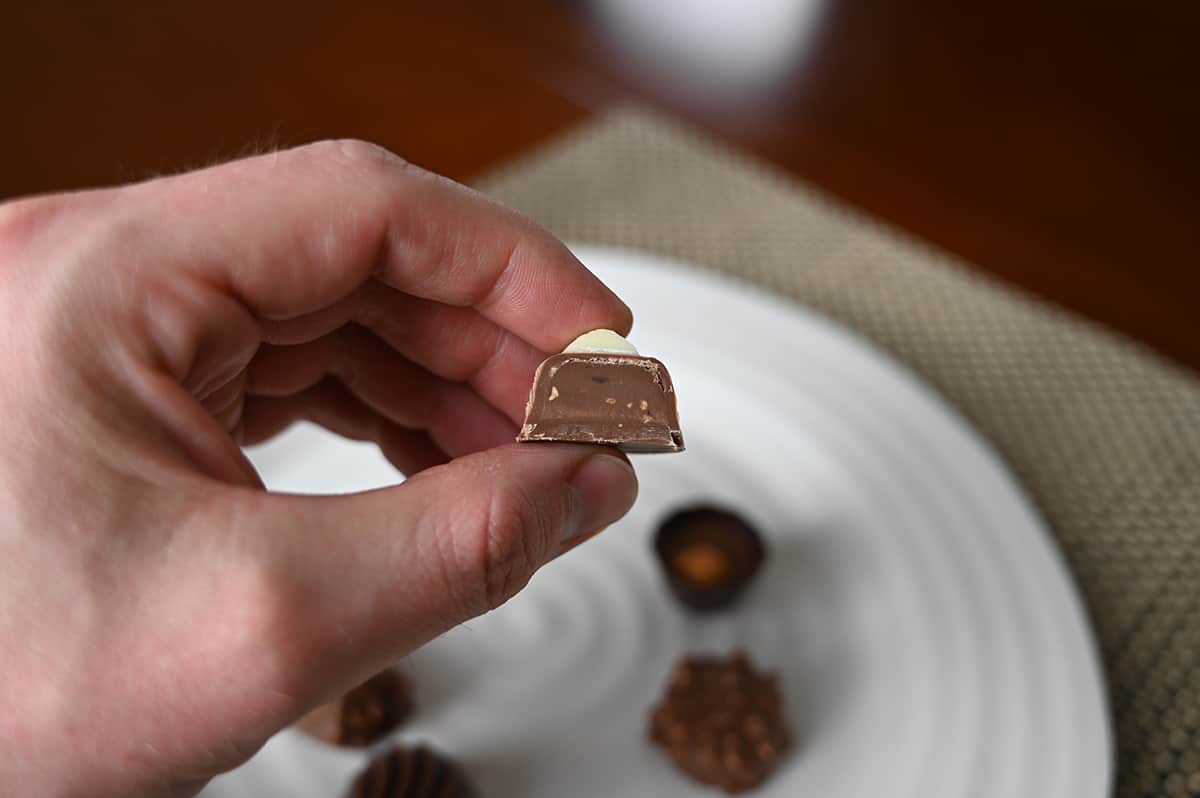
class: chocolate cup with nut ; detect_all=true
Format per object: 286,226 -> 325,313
296,668 -> 413,748
654,506 -> 765,611
345,745 -> 478,798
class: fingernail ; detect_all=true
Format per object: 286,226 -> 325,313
566,452 -> 638,542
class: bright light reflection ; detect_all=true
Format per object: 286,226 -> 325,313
593,0 -> 828,105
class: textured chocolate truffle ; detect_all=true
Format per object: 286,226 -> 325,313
346,745 -> 478,798
654,506 -> 765,611
648,651 -> 790,794
297,669 -> 412,747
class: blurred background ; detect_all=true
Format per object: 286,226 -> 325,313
2,0 -> 1197,369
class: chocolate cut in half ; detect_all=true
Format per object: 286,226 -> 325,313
517,328 -> 684,453
654,506 -> 765,611
296,668 -> 413,748
648,650 -> 791,794
345,745 -> 478,798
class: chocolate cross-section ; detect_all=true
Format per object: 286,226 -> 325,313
517,330 -> 684,453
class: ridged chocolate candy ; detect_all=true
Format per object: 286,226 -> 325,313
346,745 -> 478,798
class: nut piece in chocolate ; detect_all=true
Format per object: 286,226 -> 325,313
648,651 -> 791,794
346,745 -> 478,798
654,506 -> 765,611
517,328 -> 684,453
296,668 -> 412,747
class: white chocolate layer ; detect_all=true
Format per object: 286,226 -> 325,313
561,328 -> 639,356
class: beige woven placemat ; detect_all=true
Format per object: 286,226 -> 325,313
475,107 -> 1200,797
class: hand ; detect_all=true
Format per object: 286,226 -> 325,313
0,141 -> 638,797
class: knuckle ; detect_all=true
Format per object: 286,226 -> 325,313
480,487 -> 540,611
217,559 -> 315,724
201,493 -> 320,699
314,138 -> 410,174
225,561 -> 299,663
0,194 -> 72,260
437,481 -> 554,618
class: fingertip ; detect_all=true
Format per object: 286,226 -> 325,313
570,251 -> 635,339
609,298 -> 635,338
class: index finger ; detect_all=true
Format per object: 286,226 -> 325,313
125,139 -> 632,352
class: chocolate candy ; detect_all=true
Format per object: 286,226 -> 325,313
517,329 -> 684,453
345,745 -> 478,798
296,669 -> 412,747
654,506 -> 765,611
648,651 -> 790,794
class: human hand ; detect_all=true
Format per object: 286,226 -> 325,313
0,141 -> 638,797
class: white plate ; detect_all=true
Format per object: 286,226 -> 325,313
206,245 -> 1112,798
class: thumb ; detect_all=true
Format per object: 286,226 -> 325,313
238,443 -> 638,700
369,443 -> 639,634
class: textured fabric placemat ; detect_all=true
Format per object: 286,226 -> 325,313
474,107 -> 1200,797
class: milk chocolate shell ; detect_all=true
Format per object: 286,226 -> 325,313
654,506 -> 765,611
517,329 -> 684,453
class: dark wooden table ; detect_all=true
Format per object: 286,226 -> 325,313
4,1 -> 1197,371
